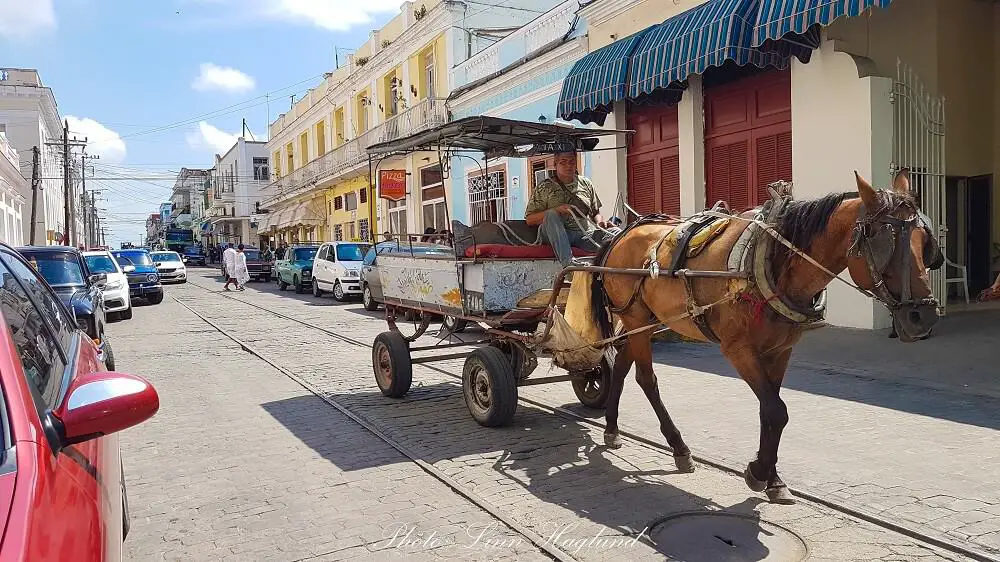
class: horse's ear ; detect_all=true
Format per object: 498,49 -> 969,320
854,171 -> 879,209
892,167 -> 911,194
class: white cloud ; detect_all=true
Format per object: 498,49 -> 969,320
186,121 -> 266,155
265,0 -> 400,31
66,116 -> 127,164
0,0 -> 56,40
192,63 -> 256,94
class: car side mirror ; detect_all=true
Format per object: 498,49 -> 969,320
122,265 -> 136,273
50,371 -> 159,448
89,273 -> 108,287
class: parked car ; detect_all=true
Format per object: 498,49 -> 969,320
111,249 -> 164,305
312,241 -> 371,301
83,250 -> 132,321
17,246 -> 119,369
149,251 -> 187,284
182,245 -> 206,266
275,245 -> 319,294
0,242 -> 159,561
244,248 -> 272,282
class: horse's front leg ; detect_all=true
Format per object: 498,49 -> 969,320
723,344 -> 795,504
603,341 -> 633,450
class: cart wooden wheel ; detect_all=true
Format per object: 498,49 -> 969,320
386,305 -> 431,342
571,352 -> 614,409
462,347 -> 518,427
372,331 -> 412,398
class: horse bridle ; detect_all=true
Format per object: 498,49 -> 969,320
849,191 -> 937,312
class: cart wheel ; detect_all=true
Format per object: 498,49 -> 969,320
463,347 -> 517,427
571,354 -> 613,409
386,306 -> 431,343
372,332 -> 412,398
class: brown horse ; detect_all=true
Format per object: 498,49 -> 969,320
573,170 -> 942,504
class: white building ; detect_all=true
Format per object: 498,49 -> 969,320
0,132 -> 25,246
0,68 -> 66,245
205,137 -> 270,246
169,167 -> 211,234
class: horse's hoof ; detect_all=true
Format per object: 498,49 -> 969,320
766,484 -> 796,504
744,463 -> 767,493
673,453 -> 695,473
604,432 -> 623,449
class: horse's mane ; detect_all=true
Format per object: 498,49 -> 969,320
775,192 -> 857,252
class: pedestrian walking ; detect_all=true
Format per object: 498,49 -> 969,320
222,243 -> 238,291
234,244 -> 251,291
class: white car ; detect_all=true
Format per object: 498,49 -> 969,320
83,250 -> 133,321
150,250 -> 187,283
311,241 -> 371,301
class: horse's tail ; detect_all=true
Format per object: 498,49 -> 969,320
589,239 -> 615,341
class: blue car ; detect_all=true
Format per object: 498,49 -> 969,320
111,248 -> 164,305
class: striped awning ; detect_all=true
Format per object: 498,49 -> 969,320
752,0 -> 893,56
628,0 -> 789,101
557,27 -> 654,125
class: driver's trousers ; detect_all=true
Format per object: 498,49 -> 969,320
539,209 -> 617,267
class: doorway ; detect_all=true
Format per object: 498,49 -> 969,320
967,175 -> 993,295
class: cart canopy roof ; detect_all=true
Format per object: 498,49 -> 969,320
365,116 -> 630,159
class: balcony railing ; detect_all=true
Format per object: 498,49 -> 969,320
264,98 -> 448,206
452,0 -> 579,88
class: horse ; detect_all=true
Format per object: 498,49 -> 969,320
567,169 -> 943,504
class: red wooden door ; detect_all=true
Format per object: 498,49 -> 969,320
627,105 -> 681,216
705,68 -> 792,212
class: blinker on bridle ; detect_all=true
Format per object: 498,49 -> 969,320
850,191 -> 936,312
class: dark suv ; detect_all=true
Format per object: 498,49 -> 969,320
16,246 -> 116,370
111,249 -> 164,305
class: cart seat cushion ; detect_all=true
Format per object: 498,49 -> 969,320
464,244 -> 596,259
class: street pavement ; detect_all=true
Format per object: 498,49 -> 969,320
109,267 -> 994,561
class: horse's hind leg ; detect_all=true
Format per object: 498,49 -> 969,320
603,342 -> 633,450
630,331 -> 695,473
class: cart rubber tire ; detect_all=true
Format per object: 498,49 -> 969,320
363,285 -> 379,311
442,315 -> 468,333
463,347 -> 518,427
571,354 -> 613,409
372,332 -> 412,398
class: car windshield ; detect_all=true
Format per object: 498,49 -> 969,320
114,252 -> 153,266
243,250 -> 261,260
25,252 -> 86,287
85,254 -> 119,274
293,248 -> 317,262
151,252 -> 181,263
336,244 -> 370,262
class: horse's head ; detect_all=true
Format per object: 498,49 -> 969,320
847,170 -> 940,342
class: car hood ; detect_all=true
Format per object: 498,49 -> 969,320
156,261 -> 185,268
53,286 -> 92,315
292,260 -> 314,268
125,264 -> 158,274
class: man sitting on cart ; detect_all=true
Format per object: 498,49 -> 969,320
525,150 -> 617,266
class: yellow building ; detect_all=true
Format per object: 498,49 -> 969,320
259,0 -> 559,242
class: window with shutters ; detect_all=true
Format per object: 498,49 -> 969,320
626,105 -> 680,216
704,68 -> 791,212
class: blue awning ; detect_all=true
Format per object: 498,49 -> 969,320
557,28 -> 653,126
628,0 -> 789,101
752,0 -> 893,55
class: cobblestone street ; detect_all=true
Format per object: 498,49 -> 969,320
108,269 -> 1000,561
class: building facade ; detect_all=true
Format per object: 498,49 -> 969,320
204,138 -> 270,247
0,68 -> 66,245
447,0 -> 602,226
0,132 -> 25,246
259,0 -> 566,243
169,168 -> 211,243
553,0 -> 1000,329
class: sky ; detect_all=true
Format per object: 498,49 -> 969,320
0,0 -> 399,247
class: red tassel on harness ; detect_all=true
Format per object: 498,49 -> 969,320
737,291 -> 778,325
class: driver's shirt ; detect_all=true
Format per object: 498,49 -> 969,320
525,174 -> 602,234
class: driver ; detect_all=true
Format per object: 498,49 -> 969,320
524,150 -> 617,266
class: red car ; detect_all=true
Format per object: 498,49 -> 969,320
0,243 -> 159,561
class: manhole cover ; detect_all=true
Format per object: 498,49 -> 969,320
648,512 -> 807,561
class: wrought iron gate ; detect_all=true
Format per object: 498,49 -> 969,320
891,60 -> 948,314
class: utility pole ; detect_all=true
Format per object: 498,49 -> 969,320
28,147 -> 40,245
81,152 -> 99,248
45,121 -> 86,247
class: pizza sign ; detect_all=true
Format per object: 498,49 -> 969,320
379,170 -> 407,201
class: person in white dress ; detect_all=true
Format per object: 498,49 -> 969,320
222,243 -> 238,291
234,244 -> 251,291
